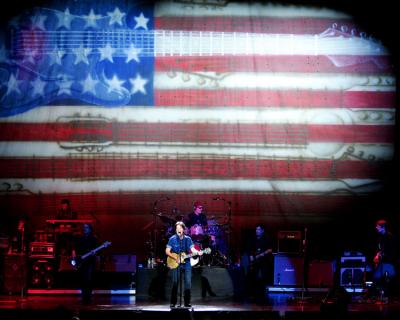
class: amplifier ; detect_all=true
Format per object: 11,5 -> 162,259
278,231 -> 302,254
29,242 -> 56,258
340,256 -> 366,268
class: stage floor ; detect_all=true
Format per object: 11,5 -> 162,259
1,292 -> 400,320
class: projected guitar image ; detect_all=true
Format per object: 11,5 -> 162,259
0,4 -> 389,117
70,241 -> 111,269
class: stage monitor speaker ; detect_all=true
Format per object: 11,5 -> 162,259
273,254 -> 304,286
104,254 -> 136,273
136,266 -> 233,300
340,267 -> 365,287
3,253 -> 28,294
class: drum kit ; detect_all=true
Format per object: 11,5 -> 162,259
155,212 -> 229,267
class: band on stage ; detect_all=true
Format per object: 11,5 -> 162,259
1,198 -> 399,306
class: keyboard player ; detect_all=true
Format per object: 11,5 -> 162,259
56,199 -> 77,220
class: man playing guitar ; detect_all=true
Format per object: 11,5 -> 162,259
369,219 -> 398,300
165,221 -> 203,308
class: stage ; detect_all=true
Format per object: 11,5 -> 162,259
1,290 -> 400,320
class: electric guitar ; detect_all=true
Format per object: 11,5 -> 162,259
373,250 -> 383,269
70,241 -> 111,269
251,249 -> 272,262
167,248 -> 211,269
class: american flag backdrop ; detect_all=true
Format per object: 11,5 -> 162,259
0,0 -> 396,255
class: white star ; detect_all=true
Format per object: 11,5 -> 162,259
83,9 -> 101,28
105,74 -> 125,93
57,75 -> 73,96
31,77 -> 46,96
134,12 -> 149,30
55,8 -> 74,29
125,44 -> 141,63
107,7 -> 125,26
48,49 -> 65,66
22,50 -> 38,64
99,44 -> 115,63
129,73 -> 148,95
31,14 -> 47,30
6,74 -> 22,95
73,44 -> 91,65
81,74 -> 98,95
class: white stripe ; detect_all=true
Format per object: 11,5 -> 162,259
155,2 -> 351,18
155,72 -> 395,91
0,178 -> 381,194
0,142 -> 393,161
154,33 -> 389,56
1,107 -> 394,125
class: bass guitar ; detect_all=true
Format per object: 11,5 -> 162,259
70,241 -> 111,269
167,248 -> 211,269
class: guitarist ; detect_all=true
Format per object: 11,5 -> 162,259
368,219 -> 398,300
71,223 -> 98,304
244,224 -> 273,303
165,221 -> 202,308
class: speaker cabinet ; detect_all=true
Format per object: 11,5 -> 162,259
3,253 -> 28,294
340,268 -> 365,286
277,231 -> 302,254
340,255 -> 365,287
308,260 -> 334,287
273,254 -> 304,286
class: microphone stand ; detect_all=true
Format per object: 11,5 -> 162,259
152,201 -> 158,262
213,197 -> 232,265
227,201 -> 232,265
179,234 -> 183,307
294,227 -> 311,304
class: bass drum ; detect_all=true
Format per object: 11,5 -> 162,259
207,219 -> 220,236
189,224 -> 206,242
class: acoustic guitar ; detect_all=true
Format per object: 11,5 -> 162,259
167,248 -> 211,269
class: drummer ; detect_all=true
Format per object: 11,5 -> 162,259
185,201 -> 208,244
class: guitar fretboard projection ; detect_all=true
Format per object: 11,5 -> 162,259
12,29 -> 387,57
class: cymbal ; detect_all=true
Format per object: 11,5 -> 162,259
157,213 -> 175,224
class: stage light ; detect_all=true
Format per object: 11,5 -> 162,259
45,263 -> 53,271
44,274 -> 54,288
31,273 -> 41,285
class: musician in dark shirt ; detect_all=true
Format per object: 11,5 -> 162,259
244,224 -> 273,302
56,199 -> 77,220
72,223 -> 98,304
370,219 -> 398,299
186,201 -> 208,231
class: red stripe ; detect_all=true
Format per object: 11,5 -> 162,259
155,90 -> 395,109
0,123 -> 393,143
155,17 -> 355,35
0,158 -> 387,179
0,192 -> 373,217
155,56 -> 392,74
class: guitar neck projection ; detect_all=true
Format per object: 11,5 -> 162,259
12,28 -> 386,57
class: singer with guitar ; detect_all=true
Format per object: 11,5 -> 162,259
71,223 -> 98,304
165,221 -> 203,308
